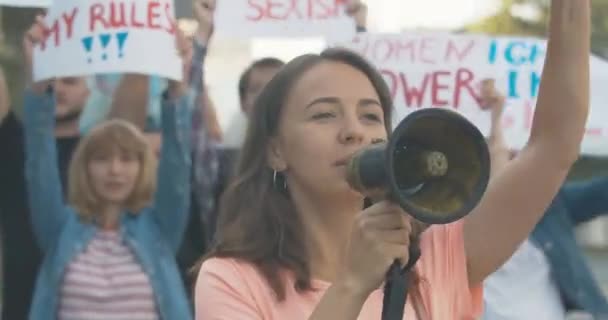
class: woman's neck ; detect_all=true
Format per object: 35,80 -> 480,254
290,188 -> 364,284
98,204 -> 123,230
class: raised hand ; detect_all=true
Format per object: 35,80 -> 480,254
345,0 -> 368,30
193,0 -> 216,45
168,28 -> 193,99
479,78 -> 506,122
23,15 -> 51,94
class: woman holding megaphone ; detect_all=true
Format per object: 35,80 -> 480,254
194,0 -> 590,319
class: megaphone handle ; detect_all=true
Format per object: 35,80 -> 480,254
381,238 -> 421,320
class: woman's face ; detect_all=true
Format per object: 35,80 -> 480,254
88,149 -> 141,206
269,61 -> 388,198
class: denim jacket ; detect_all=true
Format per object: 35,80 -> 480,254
531,177 -> 608,318
24,88 -> 194,319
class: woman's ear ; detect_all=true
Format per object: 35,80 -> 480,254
266,137 -> 287,171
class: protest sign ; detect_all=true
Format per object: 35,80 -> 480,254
0,0 -> 50,7
333,32 -> 608,156
33,0 -> 182,81
214,0 -> 356,39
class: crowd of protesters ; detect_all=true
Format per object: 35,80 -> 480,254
0,0 -> 605,319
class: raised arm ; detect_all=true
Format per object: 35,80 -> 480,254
483,79 -> 511,178
0,67 -> 9,124
561,177 -> 608,225
23,89 -> 70,251
151,25 -> 208,252
464,0 -> 590,285
22,16 -> 70,251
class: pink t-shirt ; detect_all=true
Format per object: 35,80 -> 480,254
195,221 -> 482,320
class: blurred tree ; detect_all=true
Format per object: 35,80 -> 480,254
466,0 -> 608,58
0,7 -> 38,114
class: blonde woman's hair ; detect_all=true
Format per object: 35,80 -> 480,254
68,119 -> 157,221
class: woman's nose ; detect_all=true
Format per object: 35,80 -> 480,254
338,115 -> 365,145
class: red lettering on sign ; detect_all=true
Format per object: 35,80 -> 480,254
130,2 -> 146,28
431,71 -> 450,106
147,1 -> 162,29
88,1 -> 173,33
90,4 -> 108,31
586,128 -> 602,136
41,20 -> 60,50
444,39 -> 475,62
246,0 -> 340,21
63,8 -> 78,40
402,73 -> 430,108
453,68 -> 476,109
109,2 -> 127,28
247,0 -> 265,21
40,7 -> 79,50
164,2 -> 176,34
381,68 -> 480,109
380,69 -> 398,100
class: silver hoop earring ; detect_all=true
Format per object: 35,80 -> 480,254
273,170 -> 287,190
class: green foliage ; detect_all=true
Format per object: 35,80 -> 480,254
466,0 -> 608,57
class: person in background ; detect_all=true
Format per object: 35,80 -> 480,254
0,67 -> 8,122
106,0 -> 219,304
23,17 -> 197,320
482,80 -> 608,320
0,18 -> 91,319
194,1 -> 591,318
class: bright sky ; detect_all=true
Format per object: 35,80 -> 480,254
368,0 -> 499,31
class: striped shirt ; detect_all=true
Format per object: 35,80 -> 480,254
58,230 -> 159,320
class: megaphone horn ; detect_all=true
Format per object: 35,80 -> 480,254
346,108 -> 491,225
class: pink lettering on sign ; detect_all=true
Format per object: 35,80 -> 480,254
355,36 -> 478,65
40,7 -> 79,50
89,0 -> 175,34
246,0 -> 341,21
381,68 -> 478,109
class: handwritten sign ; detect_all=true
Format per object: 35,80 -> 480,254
0,0 -> 50,7
333,32 -> 608,156
33,0 -> 182,81
215,0 -> 356,39
488,36 -> 608,155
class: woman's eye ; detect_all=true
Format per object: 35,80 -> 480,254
121,153 -> 137,162
91,154 -> 109,162
363,113 -> 382,122
311,112 -> 335,120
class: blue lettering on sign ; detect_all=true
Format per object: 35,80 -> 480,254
505,41 -> 528,66
506,70 -> 542,99
508,71 -> 519,98
81,36 -> 94,64
488,39 -> 546,99
530,71 -> 541,98
488,40 -> 498,64
80,32 -> 130,64
116,32 -> 129,58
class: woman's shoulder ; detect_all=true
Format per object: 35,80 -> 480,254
195,257 -> 278,317
200,257 -> 246,271
199,257 -> 267,285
